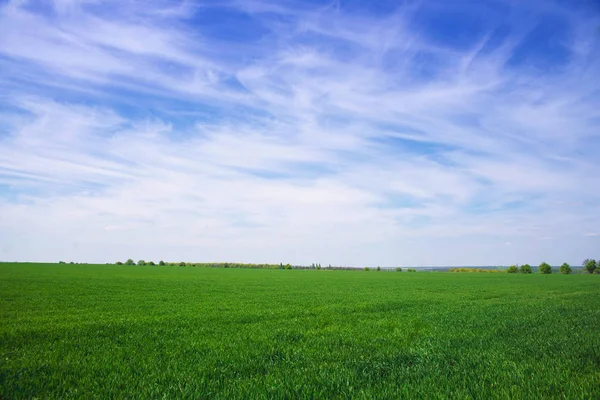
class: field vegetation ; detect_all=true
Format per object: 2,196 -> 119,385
1,262 -> 599,398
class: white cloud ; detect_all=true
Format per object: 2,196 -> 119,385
0,0 -> 598,266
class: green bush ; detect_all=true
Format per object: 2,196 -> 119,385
519,264 -> 532,274
407,268 -> 416,272
538,262 -> 552,274
396,267 -> 402,272
137,260 -> 146,266
364,267 -> 370,271
583,259 -> 597,274
507,265 -> 519,273
559,263 -> 571,274
159,260 -> 166,266
125,259 -> 135,265
376,266 -> 381,271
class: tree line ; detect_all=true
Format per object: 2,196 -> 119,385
111,259 -> 599,274
506,259 -> 600,274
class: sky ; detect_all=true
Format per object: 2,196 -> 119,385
0,0 -> 599,267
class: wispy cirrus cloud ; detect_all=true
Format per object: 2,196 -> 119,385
0,0 -> 599,266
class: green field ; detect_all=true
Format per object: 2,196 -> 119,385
1,263 -> 599,399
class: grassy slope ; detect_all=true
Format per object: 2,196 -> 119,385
1,263 -> 599,399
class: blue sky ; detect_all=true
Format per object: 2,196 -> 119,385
0,0 -> 599,266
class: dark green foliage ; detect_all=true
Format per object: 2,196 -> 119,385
520,264 -> 532,274
137,260 -> 146,266
179,262 -> 186,266
539,262 -> 552,274
407,268 -> 416,272
0,263 -> 599,398
115,261 -> 123,265
58,261 -> 66,264
583,259 -> 597,274
147,261 -> 155,266
507,265 -> 519,273
125,259 -> 135,265
560,263 -> 572,275
364,267 -> 370,271
159,260 -> 166,266
376,266 -> 381,271
396,267 -> 402,272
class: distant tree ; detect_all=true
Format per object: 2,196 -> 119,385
148,261 -> 155,266
539,262 -> 552,274
159,260 -> 166,266
519,264 -> 532,274
186,262 -> 192,267
407,268 -> 416,272
316,264 -> 321,270
58,261 -> 66,264
179,261 -> 186,266
137,260 -> 146,266
396,267 -> 402,272
376,266 -> 381,271
364,267 -> 370,271
116,261 -> 123,265
285,264 -> 292,270
583,259 -> 597,274
69,261 -> 75,264
559,263 -> 572,274
125,259 -> 135,265
507,265 -> 519,274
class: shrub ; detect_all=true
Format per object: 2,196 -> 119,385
364,267 -> 370,271
539,262 -> 552,274
285,264 -> 292,270
148,261 -> 155,266
159,260 -> 166,266
507,265 -> 519,273
396,267 -> 402,272
58,261 -> 66,264
179,262 -> 186,266
519,264 -> 532,274
407,268 -> 416,272
583,259 -> 597,274
137,260 -> 146,266
376,266 -> 381,271
316,264 -> 321,270
125,259 -> 135,265
559,263 -> 572,274
116,261 -> 123,265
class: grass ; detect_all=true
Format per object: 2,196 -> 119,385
1,263 -> 599,399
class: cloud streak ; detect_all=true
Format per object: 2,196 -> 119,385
0,0 -> 599,266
